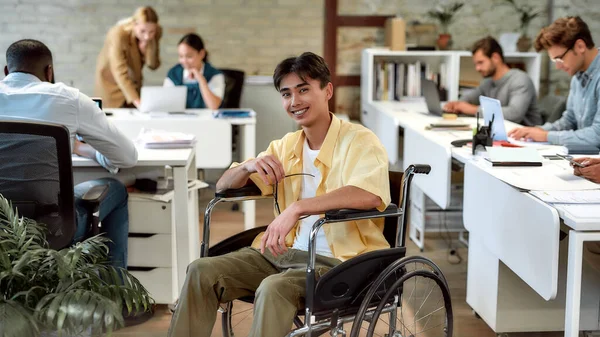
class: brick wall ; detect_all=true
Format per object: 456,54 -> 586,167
0,0 -> 598,115
0,0 -> 324,96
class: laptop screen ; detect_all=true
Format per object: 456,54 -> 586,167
479,95 -> 507,141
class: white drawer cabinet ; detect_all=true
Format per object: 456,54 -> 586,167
126,181 -> 207,304
128,197 -> 175,303
128,198 -> 173,234
129,267 -> 175,304
128,234 -> 172,268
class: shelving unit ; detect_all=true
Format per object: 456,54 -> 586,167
360,48 -> 541,251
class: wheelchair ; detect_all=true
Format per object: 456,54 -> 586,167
201,164 -> 453,337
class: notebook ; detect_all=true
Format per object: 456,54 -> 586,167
485,147 -> 543,167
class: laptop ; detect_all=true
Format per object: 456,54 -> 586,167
139,86 -> 187,113
422,79 -> 444,116
479,95 -> 508,141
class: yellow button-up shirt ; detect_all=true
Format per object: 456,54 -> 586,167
241,114 -> 391,261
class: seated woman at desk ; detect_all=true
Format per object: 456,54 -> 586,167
164,33 -> 225,109
95,6 -> 162,109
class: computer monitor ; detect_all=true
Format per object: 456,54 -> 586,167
479,95 -> 507,141
139,86 -> 187,113
422,79 -> 443,116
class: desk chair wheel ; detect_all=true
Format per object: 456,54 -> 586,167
350,257 -> 453,337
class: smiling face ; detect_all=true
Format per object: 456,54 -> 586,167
278,72 -> 332,128
178,43 -> 204,70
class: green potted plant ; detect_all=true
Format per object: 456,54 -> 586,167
427,1 -> 464,50
0,194 -> 154,337
503,0 -> 542,52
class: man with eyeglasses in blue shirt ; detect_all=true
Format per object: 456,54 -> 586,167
508,16 -> 600,148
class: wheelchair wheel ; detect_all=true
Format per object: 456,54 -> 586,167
220,301 -> 254,337
350,257 -> 453,337
220,301 -> 308,337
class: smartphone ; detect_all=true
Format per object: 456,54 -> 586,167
91,97 -> 102,110
556,153 -> 586,168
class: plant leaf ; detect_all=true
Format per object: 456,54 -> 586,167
0,299 -> 40,337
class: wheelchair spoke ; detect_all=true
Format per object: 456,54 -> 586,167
231,307 -> 253,316
360,323 -> 385,337
412,278 -> 436,319
404,305 -> 446,331
420,293 -> 444,332
415,321 -> 446,335
232,309 -> 253,329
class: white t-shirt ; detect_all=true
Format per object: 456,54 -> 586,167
291,138 -> 334,257
163,65 -> 225,99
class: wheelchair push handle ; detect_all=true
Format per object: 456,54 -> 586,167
408,164 -> 431,175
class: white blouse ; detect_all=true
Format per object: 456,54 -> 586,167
163,65 -> 225,99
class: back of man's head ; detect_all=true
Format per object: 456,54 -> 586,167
471,36 -> 505,63
534,16 -> 595,51
5,39 -> 53,79
273,52 -> 331,92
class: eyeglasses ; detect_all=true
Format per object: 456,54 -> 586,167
550,46 -> 573,64
273,173 -> 315,219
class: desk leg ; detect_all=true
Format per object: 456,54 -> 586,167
565,231 -> 600,337
172,166 -> 195,295
240,124 -> 256,230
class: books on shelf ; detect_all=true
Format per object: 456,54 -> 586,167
136,128 -> 196,149
373,59 -> 449,102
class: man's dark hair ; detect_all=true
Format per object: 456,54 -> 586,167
6,39 -> 53,73
471,36 -> 505,63
273,52 -> 331,91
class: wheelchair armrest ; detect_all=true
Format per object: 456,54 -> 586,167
324,204 -> 399,221
215,184 -> 264,199
80,184 -> 109,208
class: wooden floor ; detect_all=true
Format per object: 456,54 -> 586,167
113,190 -> 566,337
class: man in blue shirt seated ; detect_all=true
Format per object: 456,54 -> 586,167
0,39 -> 137,269
508,16 -> 600,147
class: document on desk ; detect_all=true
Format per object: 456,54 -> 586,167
472,156 -> 600,191
530,190 -> 600,203
552,204 -> 599,218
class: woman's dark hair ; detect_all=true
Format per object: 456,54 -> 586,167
179,33 -> 208,62
273,52 -> 331,91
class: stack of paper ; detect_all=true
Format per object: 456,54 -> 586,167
136,128 -> 196,149
530,190 -> 600,204
486,147 -> 543,166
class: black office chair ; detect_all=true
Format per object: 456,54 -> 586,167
0,120 -> 108,250
220,68 -> 246,211
202,165 -> 453,337
220,68 -> 245,109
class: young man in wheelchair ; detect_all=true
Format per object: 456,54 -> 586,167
168,52 -> 392,337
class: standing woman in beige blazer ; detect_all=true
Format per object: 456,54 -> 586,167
95,6 -> 162,108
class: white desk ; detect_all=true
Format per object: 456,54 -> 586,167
363,98 -> 600,335
73,147 -> 200,303
458,149 -> 600,335
362,99 -> 520,249
105,109 -> 257,229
